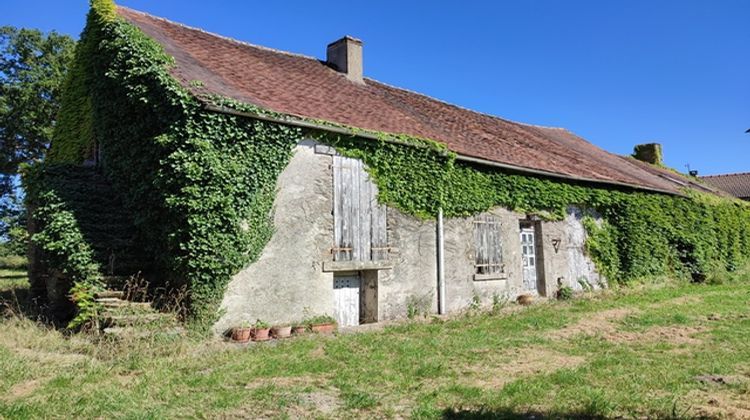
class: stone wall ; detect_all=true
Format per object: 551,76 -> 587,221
377,209 -> 438,319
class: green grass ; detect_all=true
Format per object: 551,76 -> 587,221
1,273 -> 749,419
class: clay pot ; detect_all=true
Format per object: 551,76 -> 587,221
253,327 -> 271,341
272,325 -> 292,339
292,326 -> 306,335
231,327 -> 252,343
311,323 -> 336,334
517,294 -> 534,306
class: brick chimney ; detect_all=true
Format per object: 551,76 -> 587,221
632,143 -> 663,166
326,36 -> 363,84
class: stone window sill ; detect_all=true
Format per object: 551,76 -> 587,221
473,273 -> 508,282
323,260 -> 393,272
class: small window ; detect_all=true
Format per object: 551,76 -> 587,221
474,215 -> 504,275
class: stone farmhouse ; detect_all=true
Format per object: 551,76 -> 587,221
30,3 -> 746,333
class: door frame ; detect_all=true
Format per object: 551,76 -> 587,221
519,221 -> 546,296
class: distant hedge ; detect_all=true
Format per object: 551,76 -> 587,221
0,255 -> 27,270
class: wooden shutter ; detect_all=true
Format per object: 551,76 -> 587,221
333,156 -> 387,262
474,215 -> 503,274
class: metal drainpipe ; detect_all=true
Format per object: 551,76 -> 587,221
437,207 -> 446,315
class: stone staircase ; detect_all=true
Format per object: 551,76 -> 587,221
95,290 -> 184,337
29,166 -> 185,332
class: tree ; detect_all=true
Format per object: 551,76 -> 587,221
0,26 -> 75,197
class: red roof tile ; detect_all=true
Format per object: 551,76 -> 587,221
116,6 -> 687,195
700,172 -> 750,199
626,158 -> 732,197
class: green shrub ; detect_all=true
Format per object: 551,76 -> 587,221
23,164 -> 104,328
557,286 -> 574,301
304,314 -> 337,326
469,292 -> 482,311
253,319 -> 270,329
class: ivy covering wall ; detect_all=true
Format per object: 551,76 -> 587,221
35,0 -> 303,326
30,0 -> 750,327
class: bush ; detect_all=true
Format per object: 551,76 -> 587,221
557,286 -> 574,301
304,314 -> 337,326
0,255 -> 27,270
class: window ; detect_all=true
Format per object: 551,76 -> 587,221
332,155 -> 388,262
474,215 -> 504,275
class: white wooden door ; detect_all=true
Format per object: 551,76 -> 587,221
520,228 -> 538,291
333,274 -> 360,327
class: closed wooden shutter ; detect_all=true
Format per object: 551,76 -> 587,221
333,156 -> 388,262
474,215 -> 503,274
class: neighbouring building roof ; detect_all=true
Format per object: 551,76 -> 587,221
117,6 -> 694,195
700,172 -> 750,199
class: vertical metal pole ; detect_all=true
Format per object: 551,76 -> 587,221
437,207 -> 446,315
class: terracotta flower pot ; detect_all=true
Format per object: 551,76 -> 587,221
253,327 -> 271,342
231,327 -> 252,343
311,323 -> 336,334
292,326 -> 306,335
272,325 -> 292,339
517,294 -> 534,306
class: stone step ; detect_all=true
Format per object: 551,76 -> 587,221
95,290 -> 124,299
105,313 -> 174,326
96,298 -> 153,310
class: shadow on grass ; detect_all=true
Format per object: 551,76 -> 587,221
443,408 -> 607,420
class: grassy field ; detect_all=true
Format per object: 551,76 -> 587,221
1,270 -> 749,419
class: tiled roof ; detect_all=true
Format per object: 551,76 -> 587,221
626,158 -> 733,197
700,172 -> 750,199
117,6 -> 690,195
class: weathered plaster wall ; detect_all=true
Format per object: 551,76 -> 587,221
214,140 -> 334,334
378,209 -> 437,319
424,205 -> 603,311
214,141 -> 442,331
214,147 -> 605,333
537,207 -> 605,295
564,207 -> 605,290
442,208 -> 524,311
538,218 -> 567,297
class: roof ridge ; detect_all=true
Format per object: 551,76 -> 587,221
116,5 -> 322,63
700,171 -> 750,178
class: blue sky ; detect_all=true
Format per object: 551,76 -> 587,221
5,1 -> 749,175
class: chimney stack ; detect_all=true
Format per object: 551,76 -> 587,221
326,36 -> 363,84
632,143 -> 663,166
